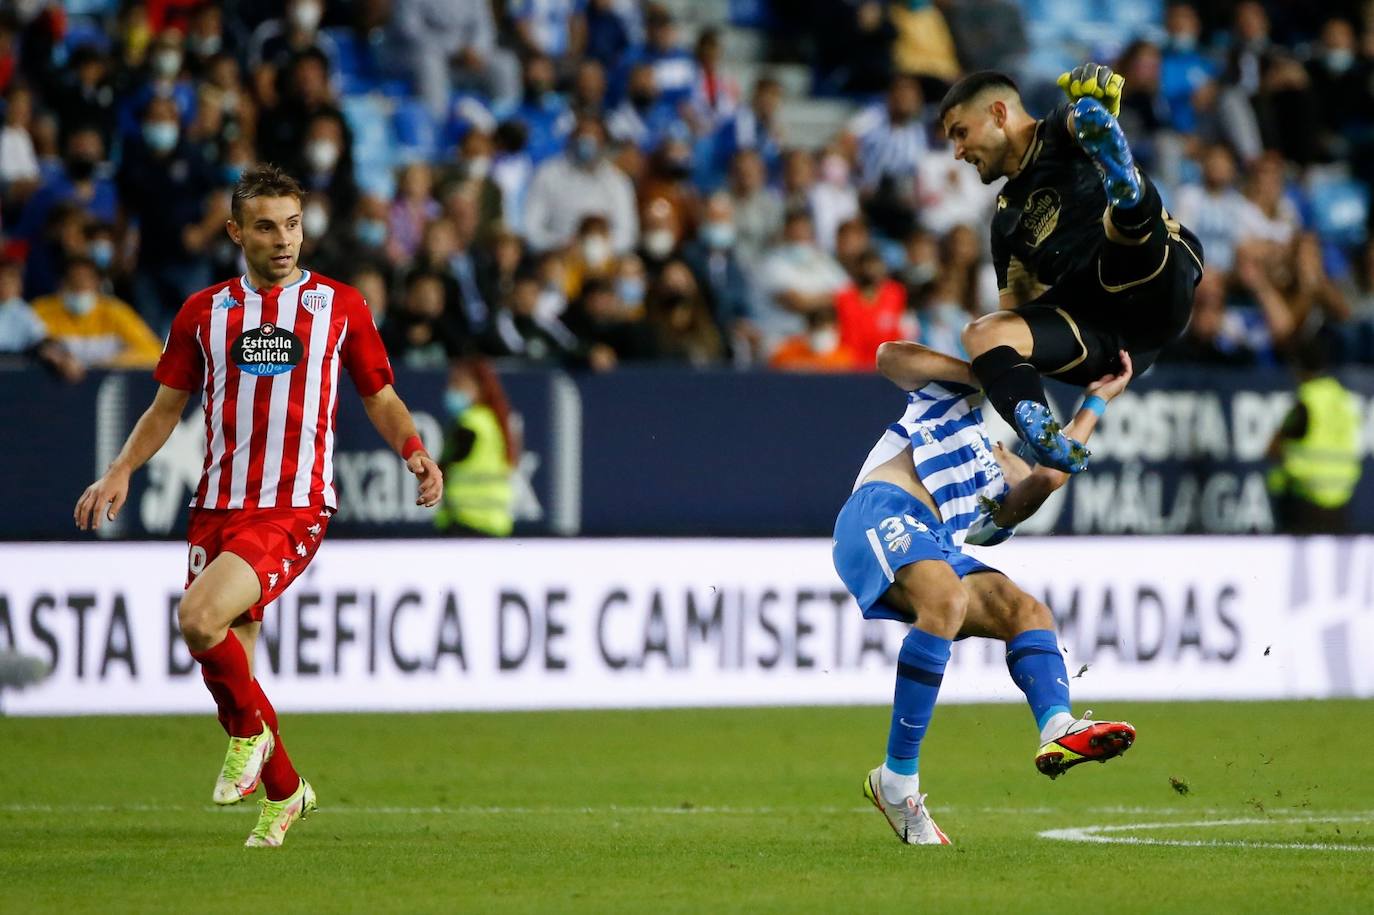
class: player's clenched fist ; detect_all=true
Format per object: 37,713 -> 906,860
1057,62 -> 1124,117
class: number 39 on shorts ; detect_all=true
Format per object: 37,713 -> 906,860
188,544 -> 208,578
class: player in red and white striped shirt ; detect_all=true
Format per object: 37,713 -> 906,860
74,165 -> 442,848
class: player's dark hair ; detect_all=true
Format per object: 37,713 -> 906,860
231,163 -> 304,223
938,71 -> 1021,121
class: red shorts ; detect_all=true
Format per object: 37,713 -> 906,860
185,506 -> 332,625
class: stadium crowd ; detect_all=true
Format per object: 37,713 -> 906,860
0,0 -> 1372,381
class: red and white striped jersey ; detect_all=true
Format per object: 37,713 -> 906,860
154,270 -> 394,511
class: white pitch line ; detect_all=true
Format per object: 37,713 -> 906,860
1040,816 -> 1374,853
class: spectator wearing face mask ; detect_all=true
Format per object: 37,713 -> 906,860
637,197 -> 682,277
249,0 -> 340,109
315,194 -> 393,283
116,95 -> 221,330
116,30 -> 197,143
31,256 -> 161,369
835,249 -> 911,369
681,191 -> 757,358
769,307 -> 860,373
810,148 -> 860,256
387,162 -> 440,266
256,48 -> 344,178
503,53 -> 574,165
435,356 -> 519,538
382,270 -> 470,369
756,209 -> 849,353
646,260 -> 724,366
608,63 -> 686,153
563,214 -> 621,302
16,126 -> 117,298
1305,17 -> 1374,163
0,257 -> 83,382
709,76 -> 784,187
563,276 -> 659,366
638,138 -> 699,242
445,129 -> 505,238
295,110 -> 358,227
523,116 -> 638,254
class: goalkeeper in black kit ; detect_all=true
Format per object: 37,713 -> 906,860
939,64 -> 1205,473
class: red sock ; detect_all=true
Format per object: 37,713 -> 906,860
191,631 -> 261,737
253,679 -> 301,801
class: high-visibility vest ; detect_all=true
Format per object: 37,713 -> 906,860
435,405 -> 514,537
1272,376 -> 1362,509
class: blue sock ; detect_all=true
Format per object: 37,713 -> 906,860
1005,629 -> 1071,732
885,627 -> 952,774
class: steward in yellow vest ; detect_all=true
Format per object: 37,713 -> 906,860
434,359 -> 516,537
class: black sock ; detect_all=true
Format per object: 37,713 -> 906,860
970,345 -> 1049,426
1107,171 -> 1161,236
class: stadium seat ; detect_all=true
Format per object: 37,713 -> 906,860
393,99 -> 439,162
63,18 -> 112,53
1307,176 -> 1370,249
343,94 -> 398,195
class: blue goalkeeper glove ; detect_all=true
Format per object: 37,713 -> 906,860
1057,62 -> 1125,118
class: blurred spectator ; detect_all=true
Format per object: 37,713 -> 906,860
1114,40 -> 1169,171
848,74 -> 926,239
316,195 -> 391,280
1160,1 -> 1219,134
1266,333 -> 1361,533
1173,144 -> 1248,273
834,217 -> 872,280
1159,270 -> 1258,365
638,138 -> 699,240
769,307 -> 861,372
0,84 -> 39,204
387,162 -> 440,266
727,149 -> 783,267
350,262 -> 391,331
708,76 -> 783,186
0,257 -> 82,381
446,129 -> 505,235
607,62 -> 684,152
756,209 -> 849,351
562,275 -> 658,364
614,252 -> 649,313
491,120 -> 535,234
1335,239 -> 1374,360
620,4 -> 696,109
810,147 -> 860,255
17,126 -> 117,297
117,29 -> 197,142
117,95 -> 221,329
637,197 -> 681,276
940,0 -> 1027,76
890,0 -> 961,84
1305,16 -> 1374,163
50,46 -> 117,149
918,224 -> 996,357
1255,51 -> 1322,165
1231,241 -> 1299,356
386,0 -> 521,120
477,227 -> 526,325
201,53 -> 258,148
579,0 -> 638,74
31,256 -> 161,369
257,48 -> 345,176
563,214 -> 619,300
382,269 -> 468,368
488,269 -> 586,367
297,110 -> 359,232
443,194 -> 499,340
523,116 -> 638,254
435,356 -> 518,537
835,248 -> 909,368
508,0 -> 580,61
1236,153 -> 1300,249
688,27 -> 740,132
507,52 -> 574,164
814,1 -> 896,97
681,191 -> 758,359
914,139 -> 995,236
646,259 -> 723,366
780,147 -> 816,215
184,3 -> 233,78
570,59 -> 610,116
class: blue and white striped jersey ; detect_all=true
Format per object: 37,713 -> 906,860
852,380 -> 1009,546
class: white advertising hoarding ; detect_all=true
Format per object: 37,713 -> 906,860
0,538 -> 1370,715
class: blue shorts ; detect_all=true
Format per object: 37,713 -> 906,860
832,482 -> 995,622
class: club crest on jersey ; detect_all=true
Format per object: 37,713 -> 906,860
301,288 -> 332,315
231,322 -> 303,376
1022,187 -> 1061,248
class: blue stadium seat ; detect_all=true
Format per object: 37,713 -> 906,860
392,99 -> 439,162
343,94 -> 397,192
63,18 -> 112,54
1307,176 -> 1370,248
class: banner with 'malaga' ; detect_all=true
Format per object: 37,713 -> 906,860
0,538 -> 1370,715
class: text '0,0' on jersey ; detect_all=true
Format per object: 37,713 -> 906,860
153,270 -> 394,511
853,381 -> 1009,547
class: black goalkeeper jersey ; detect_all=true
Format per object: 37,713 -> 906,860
990,102 -> 1201,304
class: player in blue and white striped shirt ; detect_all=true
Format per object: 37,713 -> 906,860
833,341 -> 1137,845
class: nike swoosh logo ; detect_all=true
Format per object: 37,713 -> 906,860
898,718 -> 925,730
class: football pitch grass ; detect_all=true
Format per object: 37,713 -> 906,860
2,700 -> 1371,913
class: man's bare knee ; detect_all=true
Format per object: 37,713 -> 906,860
178,589 -> 224,652
962,313 -> 1030,359
1000,594 -> 1054,640
909,585 -> 968,638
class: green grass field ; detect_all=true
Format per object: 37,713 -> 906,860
2,700 -> 1372,913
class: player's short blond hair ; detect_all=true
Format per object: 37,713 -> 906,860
231,164 -> 304,223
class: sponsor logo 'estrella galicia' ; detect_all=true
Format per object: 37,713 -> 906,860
231,322 -> 303,376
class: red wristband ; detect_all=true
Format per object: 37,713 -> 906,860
401,434 -> 425,460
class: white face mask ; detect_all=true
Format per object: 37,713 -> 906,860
64,290 -> 97,316
152,49 -> 182,78
306,139 -> 340,173
581,234 -> 613,267
290,1 -> 323,32
644,228 -> 675,258
303,202 -> 329,237
809,325 -> 839,353
465,155 -> 491,180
